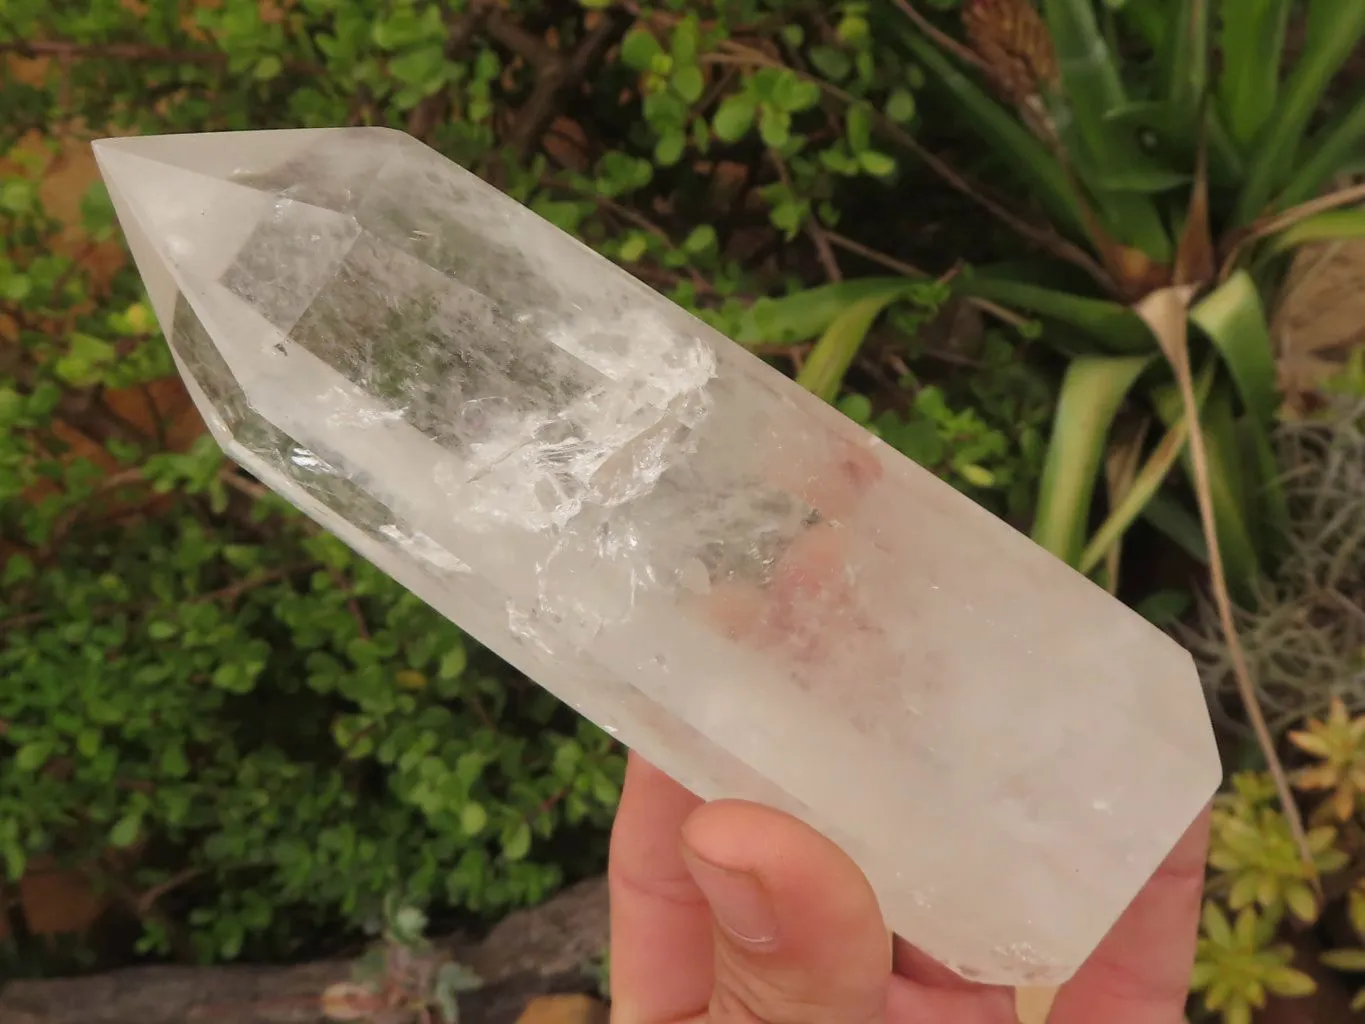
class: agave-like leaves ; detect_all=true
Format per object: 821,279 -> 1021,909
1234,0 -> 1365,224
795,282 -> 918,402
1031,354 -> 1153,566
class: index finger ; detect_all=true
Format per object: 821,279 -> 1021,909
1049,804 -> 1212,1024
608,753 -> 712,1023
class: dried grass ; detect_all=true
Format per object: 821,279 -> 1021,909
1185,396 -> 1365,737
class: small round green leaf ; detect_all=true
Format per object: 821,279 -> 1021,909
671,65 -> 704,103
712,95 -> 756,142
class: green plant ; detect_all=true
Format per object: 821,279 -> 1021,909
1189,397 -> 1365,1017
1206,773 -> 1347,925
0,471 -> 626,960
896,0 -> 1364,595
1321,877 -> 1365,1012
836,326 -> 1053,521
1290,697 -> 1365,824
1200,750 -> 1365,1020
1191,901 -> 1317,1024
589,946 -> 612,1001
891,0 -> 1365,897
321,897 -> 482,1024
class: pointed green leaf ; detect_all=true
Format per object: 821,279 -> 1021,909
1032,355 -> 1154,565
796,287 -> 912,402
1275,91 -> 1365,210
1079,363 -> 1215,574
1235,0 -> 1365,223
1154,381 -> 1262,597
736,277 -> 914,345
1321,948 -> 1365,972
1189,271 -> 1279,428
1187,275 -> 1290,558
110,812 -> 142,849
1142,491 -> 1209,563
1091,163 -> 1192,195
899,30 -> 1087,240
1264,207 -> 1365,255
1042,0 -> 1171,258
1103,100 -> 1243,187
1216,0 -> 1292,149
1165,0 -> 1210,129
1119,0 -> 1169,51
1202,900 -> 1235,946
953,269 -> 1155,354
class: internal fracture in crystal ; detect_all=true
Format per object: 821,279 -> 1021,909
94,127 -> 1223,986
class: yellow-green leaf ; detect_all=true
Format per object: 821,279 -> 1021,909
1321,948 -> 1365,972
1265,207 -> 1365,255
1203,901 -> 1234,946
1079,362 -> 1214,574
1285,881 -> 1320,924
1032,355 -> 1153,565
1189,272 -> 1279,428
795,286 -> 914,403
1264,964 -> 1318,996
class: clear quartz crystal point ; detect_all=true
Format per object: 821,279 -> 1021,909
93,127 -> 1221,985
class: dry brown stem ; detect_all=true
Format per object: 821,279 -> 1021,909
892,0 -> 988,72
1134,286 -> 1319,890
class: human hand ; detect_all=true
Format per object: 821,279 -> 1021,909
608,753 -> 1210,1023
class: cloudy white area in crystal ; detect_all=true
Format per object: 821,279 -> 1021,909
94,127 -> 1222,986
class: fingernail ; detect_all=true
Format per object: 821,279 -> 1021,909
682,850 -> 778,948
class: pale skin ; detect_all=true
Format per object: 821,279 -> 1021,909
609,753 -> 1211,1024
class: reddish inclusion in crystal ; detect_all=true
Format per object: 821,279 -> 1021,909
700,440 -> 885,669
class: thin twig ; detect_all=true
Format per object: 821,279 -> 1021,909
483,10 -> 558,69
136,867 -> 205,914
538,175 -> 714,293
704,44 -> 1113,289
328,569 -> 371,640
496,9 -> 625,157
1250,184 -> 1365,243
892,0 -> 988,71
771,150 -> 841,281
824,231 -> 928,277
218,466 -> 270,502
823,231 -> 1031,326
1135,286 -> 1320,891
189,566 -> 297,606
1221,184 -> 1365,279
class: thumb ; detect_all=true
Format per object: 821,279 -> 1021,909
679,800 -> 890,1024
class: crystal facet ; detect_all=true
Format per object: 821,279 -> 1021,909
94,128 -> 1222,985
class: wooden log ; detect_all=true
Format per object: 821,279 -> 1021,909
0,878 -> 609,1024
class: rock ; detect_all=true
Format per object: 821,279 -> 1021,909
1275,240 -> 1365,415
514,995 -> 608,1024
460,877 -> 608,985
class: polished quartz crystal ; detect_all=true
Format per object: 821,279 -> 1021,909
93,127 -> 1221,985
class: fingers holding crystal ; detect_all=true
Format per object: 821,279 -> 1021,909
608,754 -> 713,1023
1047,806 -> 1212,1024
679,799 -> 893,1024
